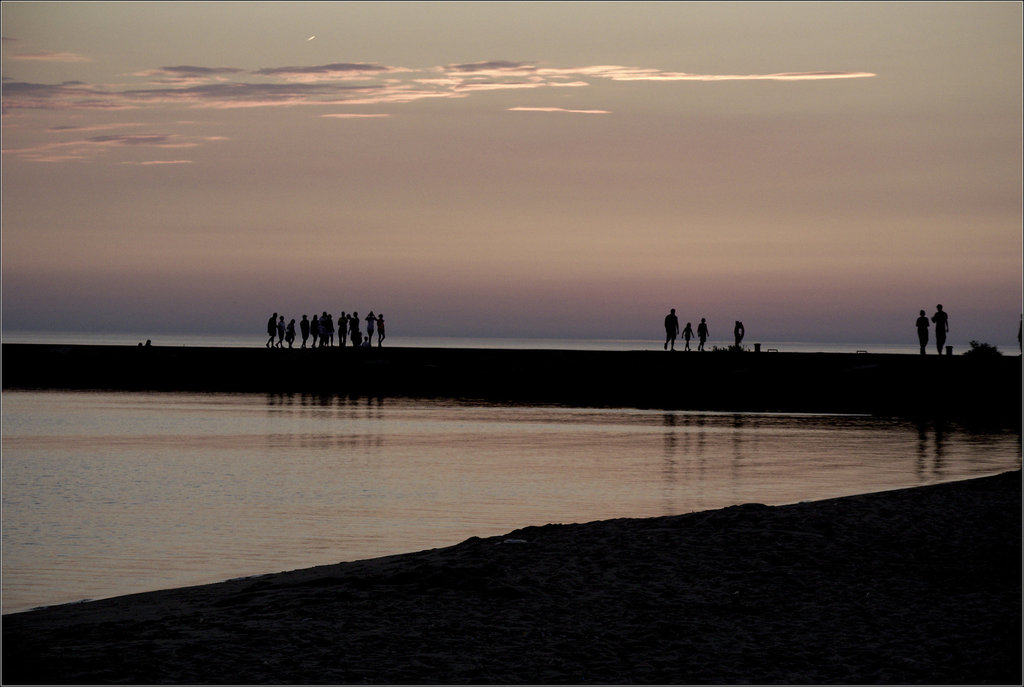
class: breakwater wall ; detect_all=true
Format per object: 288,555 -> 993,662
2,343 -> 1020,425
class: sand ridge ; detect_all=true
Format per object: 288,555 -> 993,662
3,470 -> 1020,684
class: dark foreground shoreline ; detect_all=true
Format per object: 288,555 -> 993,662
3,343 -> 1021,424
3,470 -> 1020,684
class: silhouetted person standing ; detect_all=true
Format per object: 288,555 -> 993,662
734,321 -> 745,348
310,314 -> 319,348
338,312 -> 348,347
377,313 -> 386,347
366,312 -> 376,342
300,315 -> 310,348
350,312 -> 361,347
931,304 -> 949,355
664,308 -> 680,350
697,318 -> 709,351
682,322 -> 694,351
915,310 -> 929,355
276,316 -> 285,348
266,313 -> 278,348
286,319 -> 296,348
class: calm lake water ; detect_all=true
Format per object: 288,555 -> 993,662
2,390 -> 1020,614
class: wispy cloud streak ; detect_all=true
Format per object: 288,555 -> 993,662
3,132 -> 226,163
1,60 -> 876,115
508,106 -> 610,114
9,51 -> 92,63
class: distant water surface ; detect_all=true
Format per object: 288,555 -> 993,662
2,391 -> 1020,614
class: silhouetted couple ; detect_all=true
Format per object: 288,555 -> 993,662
916,305 -> 949,355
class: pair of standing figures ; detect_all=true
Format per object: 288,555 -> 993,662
915,305 -> 950,355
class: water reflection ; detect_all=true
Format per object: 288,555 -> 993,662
1,391 -> 1019,614
915,420 -> 948,480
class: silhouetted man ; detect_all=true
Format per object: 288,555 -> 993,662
734,321 -> 745,348
931,304 -> 949,355
664,308 -> 680,350
300,315 -> 310,348
915,310 -> 929,355
697,318 -> 709,351
266,313 -> 278,348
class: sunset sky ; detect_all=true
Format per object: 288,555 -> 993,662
2,2 -> 1021,346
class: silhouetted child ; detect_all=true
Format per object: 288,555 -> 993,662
916,310 -> 929,355
697,318 -> 709,351
682,322 -> 694,351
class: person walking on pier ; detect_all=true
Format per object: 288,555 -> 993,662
377,313 -> 386,347
697,318 -> 709,351
932,304 -> 949,355
266,313 -> 278,348
664,309 -> 680,350
682,322 -> 694,351
310,314 -> 320,348
300,315 -> 310,348
916,310 -> 930,355
286,319 -> 296,348
276,316 -> 285,348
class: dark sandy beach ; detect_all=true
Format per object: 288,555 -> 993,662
3,470 -> 1019,685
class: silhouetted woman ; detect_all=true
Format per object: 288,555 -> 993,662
310,314 -> 320,348
697,318 -> 709,351
377,313 -> 386,347
916,310 -> 929,355
734,321 -> 745,348
682,322 -> 694,351
300,315 -> 310,348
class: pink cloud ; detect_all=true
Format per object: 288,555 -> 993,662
121,160 -> 194,165
10,51 -> 92,63
508,106 -> 610,115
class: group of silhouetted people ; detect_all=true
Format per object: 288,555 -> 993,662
915,305 -> 949,355
664,309 -> 722,352
266,311 -> 385,349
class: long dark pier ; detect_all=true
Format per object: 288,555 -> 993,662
2,343 -> 1020,425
